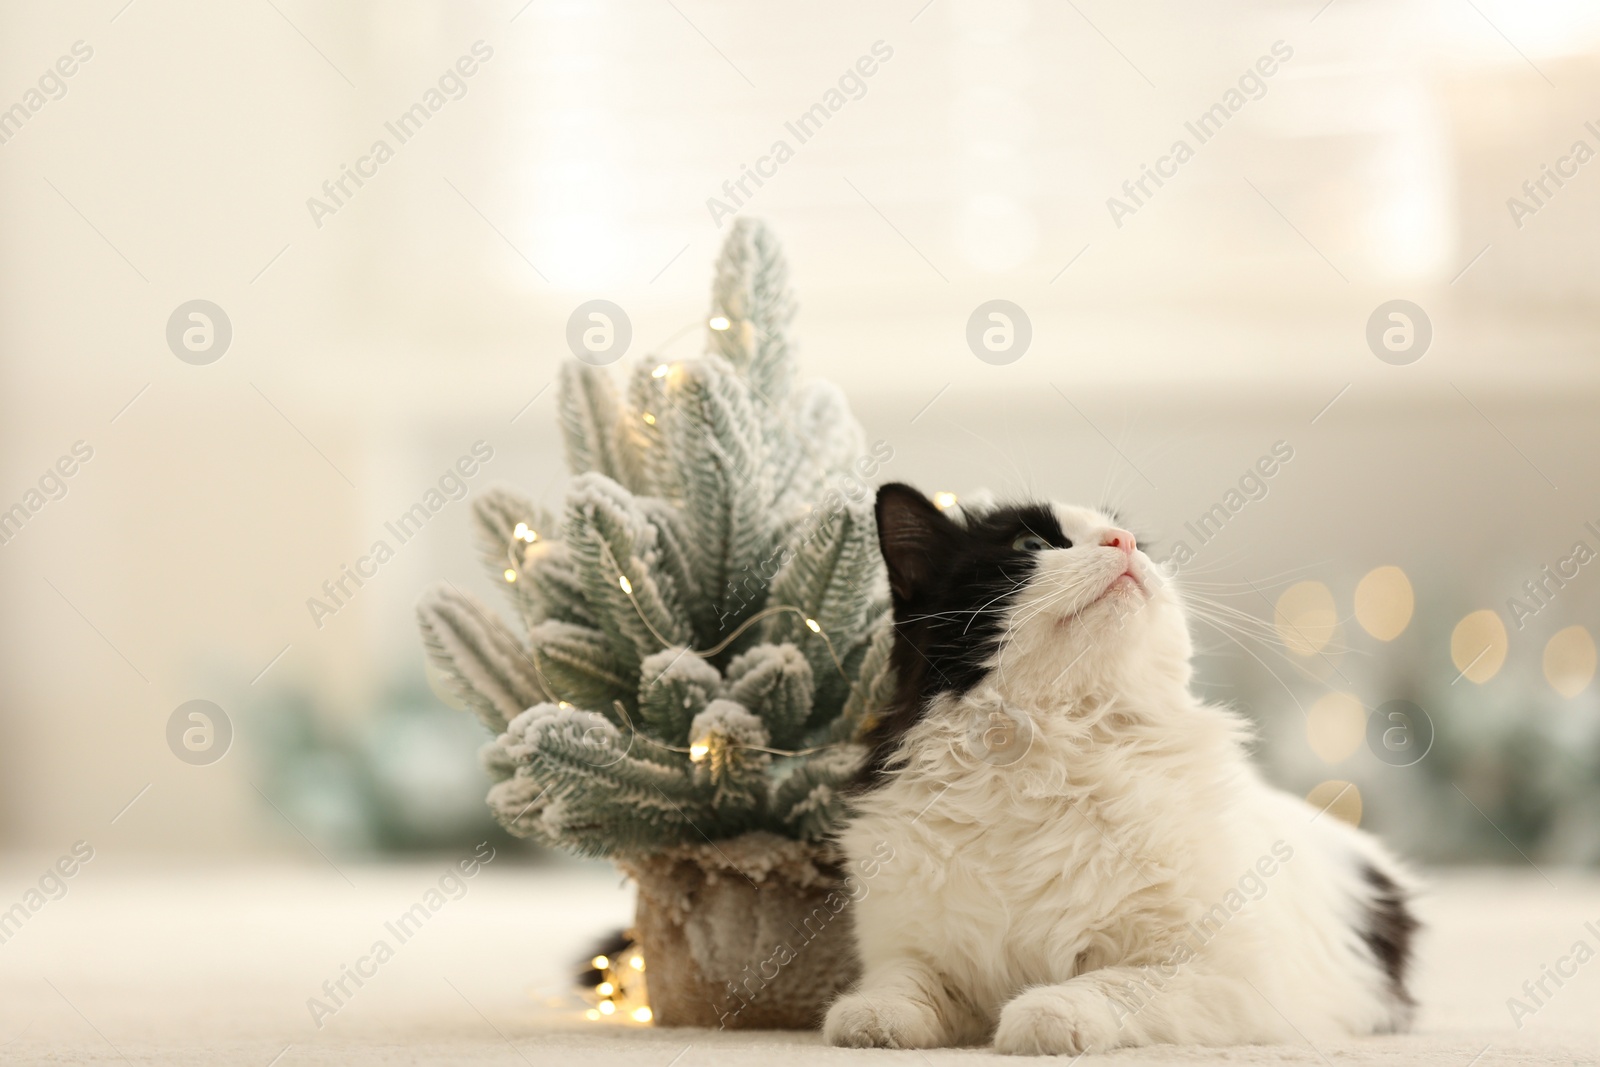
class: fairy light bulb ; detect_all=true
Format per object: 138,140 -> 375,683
503,569 -> 517,583
709,315 -> 731,331
805,617 -> 822,633
632,1007 -> 653,1022
591,955 -> 609,970
585,1008 -> 600,1021
598,1000 -> 616,1015
641,412 -> 656,425
651,363 -> 669,379
629,955 -> 644,971
596,982 -> 614,996
619,575 -> 633,594
689,740 -> 710,762
933,491 -> 958,509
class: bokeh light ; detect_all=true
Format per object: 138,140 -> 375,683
1274,581 -> 1338,656
1450,610 -> 1508,684
1306,780 -> 1363,826
1543,625 -> 1597,698
1307,692 -> 1366,763
1354,566 -> 1414,641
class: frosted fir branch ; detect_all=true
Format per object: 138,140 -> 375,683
834,615 -> 896,742
480,737 -> 518,784
688,699 -> 771,823
638,647 -> 723,746
563,472 -> 692,665
769,744 -> 867,841
784,381 -> 867,497
764,501 -> 881,641
557,362 -> 626,481
622,362 -> 680,499
416,584 -> 546,733
414,218 -> 900,858
486,770 -> 559,846
764,501 -> 886,721
637,497 -> 721,646
518,539 -> 597,630
528,619 -> 637,716
472,485 -> 553,629
723,642 -> 814,750
663,356 -> 775,634
710,217 -> 797,408
501,703 -> 710,855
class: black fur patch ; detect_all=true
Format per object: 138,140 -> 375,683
856,483 -> 1070,786
1360,863 -> 1419,1018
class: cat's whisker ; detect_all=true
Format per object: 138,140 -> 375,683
1187,614 -> 1310,717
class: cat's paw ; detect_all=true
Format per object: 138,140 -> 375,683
824,991 -> 945,1049
994,985 -> 1121,1056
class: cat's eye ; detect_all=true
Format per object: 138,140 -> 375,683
1012,534 -> 1050,552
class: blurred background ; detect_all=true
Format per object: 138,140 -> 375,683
3,0 -> 1599,878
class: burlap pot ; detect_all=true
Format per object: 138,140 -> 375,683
617,831 -> 860,1029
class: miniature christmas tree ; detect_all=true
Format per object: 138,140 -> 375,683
415,221 -> 892,1025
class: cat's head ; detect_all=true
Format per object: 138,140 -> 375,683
872,482 -> 1191,717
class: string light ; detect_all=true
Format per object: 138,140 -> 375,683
584,944 -> 651,1024
933,491 -> 958,509
503,524 -> 543,585
709,315 -> 731,331
651,363 -> 670,379
497,531 -> 860,781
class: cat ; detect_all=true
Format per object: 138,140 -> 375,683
822,483 -> 1418,1055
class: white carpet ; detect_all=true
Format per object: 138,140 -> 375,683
0,856 -> 1595,1065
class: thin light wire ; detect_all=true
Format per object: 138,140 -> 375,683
505,529 -> 857,761
595,537 -> 846,677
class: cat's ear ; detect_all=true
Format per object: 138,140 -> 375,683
876,483 -> 958,602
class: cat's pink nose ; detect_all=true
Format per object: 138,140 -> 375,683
1101,528 -> 1136,557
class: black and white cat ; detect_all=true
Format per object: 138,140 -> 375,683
823,484 -> 1418,1055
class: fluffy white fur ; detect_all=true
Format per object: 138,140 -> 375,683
825,502 -> 1416,1054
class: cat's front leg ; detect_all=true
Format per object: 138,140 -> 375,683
994,966 -> 1285,1054
993,978 -> 1123,1055
823,957 -> 976,1049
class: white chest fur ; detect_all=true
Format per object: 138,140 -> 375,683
829,684 -> 1409,1051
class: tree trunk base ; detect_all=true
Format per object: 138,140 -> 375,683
618,831 -> 860,1029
